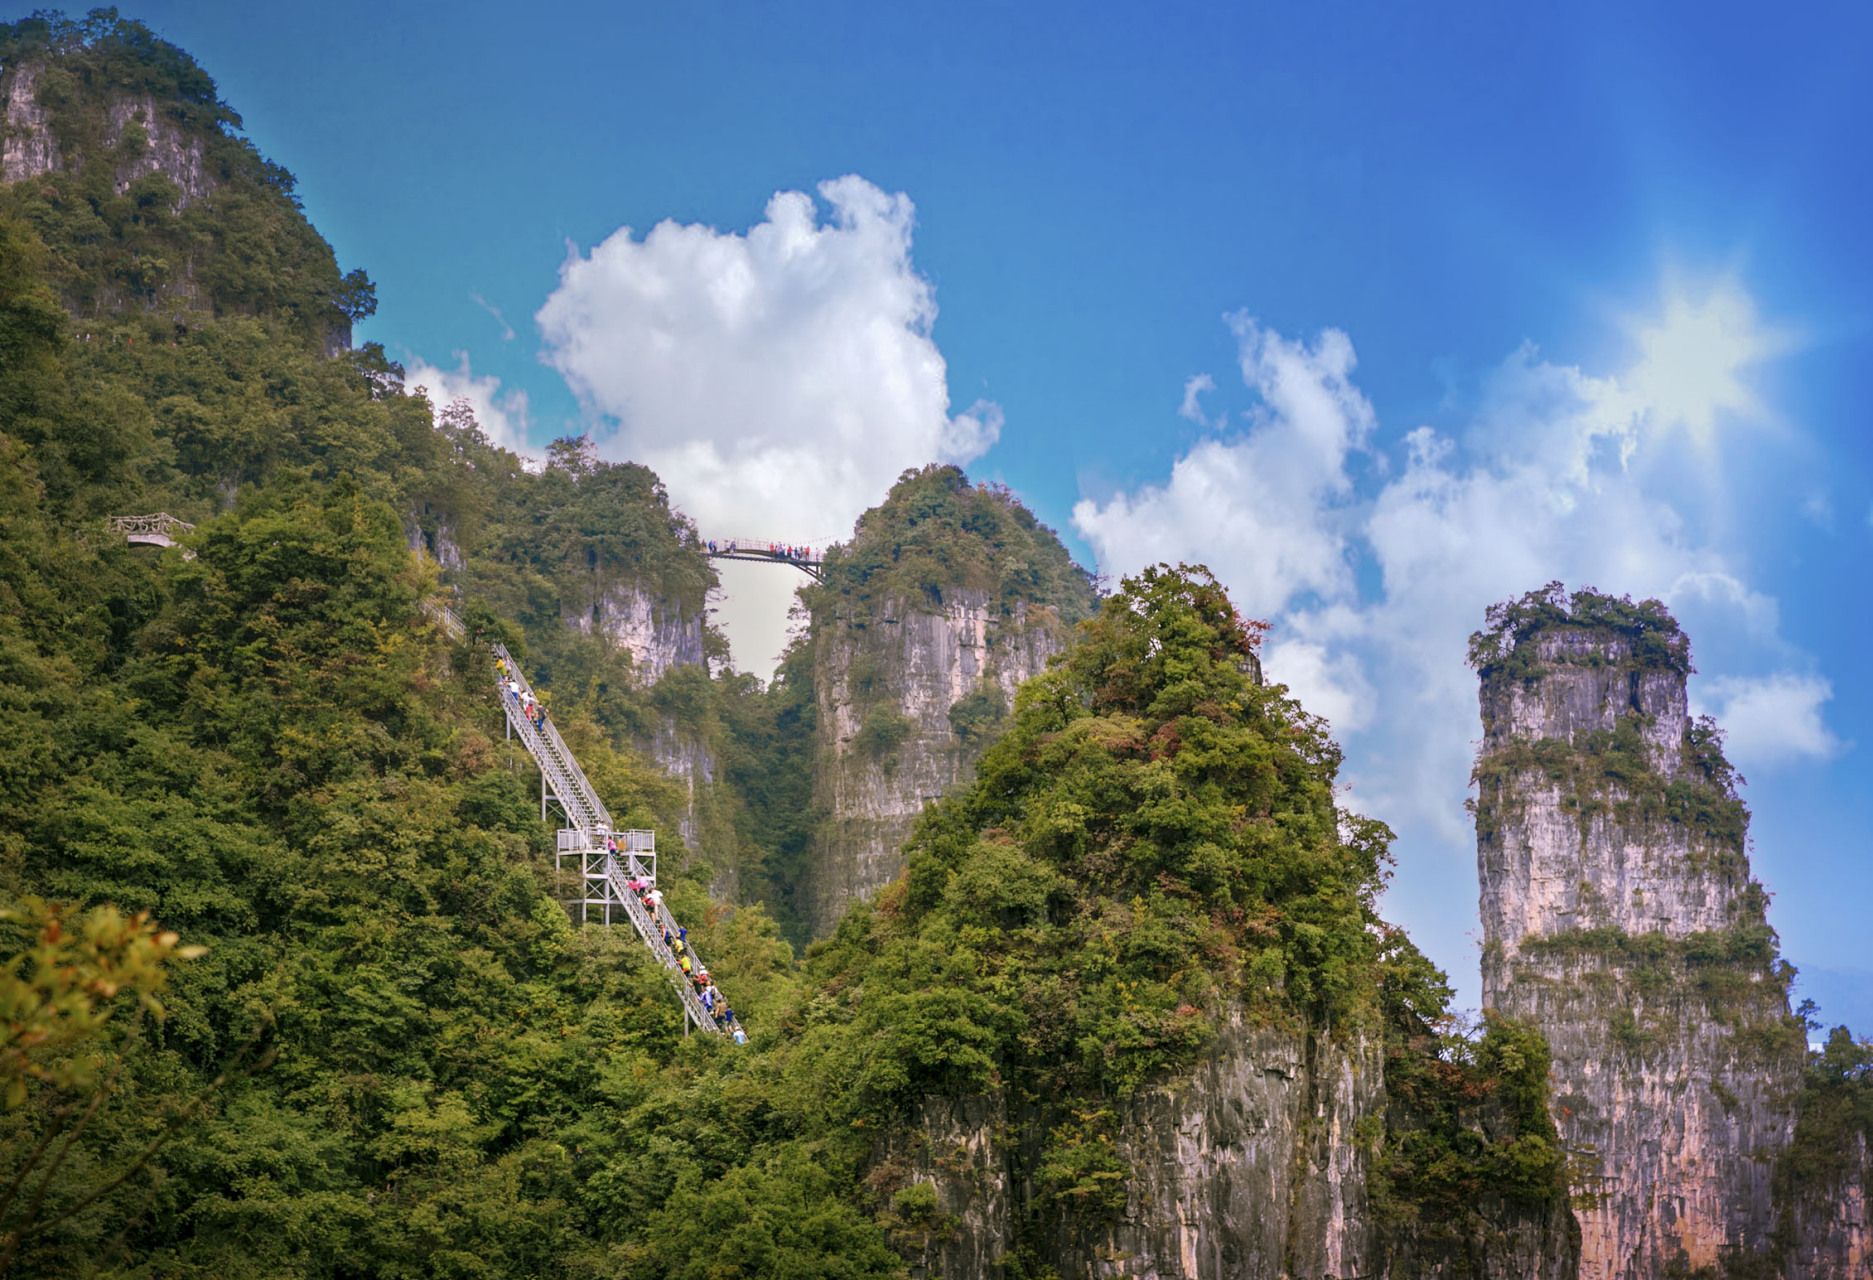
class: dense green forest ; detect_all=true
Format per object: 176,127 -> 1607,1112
0,12 -> 1598,1277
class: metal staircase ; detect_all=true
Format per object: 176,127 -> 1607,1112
432,602 -> 737,1039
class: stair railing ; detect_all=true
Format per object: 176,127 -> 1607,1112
434,601 -> 732,1038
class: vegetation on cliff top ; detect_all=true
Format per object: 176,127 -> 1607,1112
0,9 -> 371,346
776,566 -> 1396,1237
1471,713 -> 1750,856
1468,580 -> 1691,682
806,463 -> 1097,624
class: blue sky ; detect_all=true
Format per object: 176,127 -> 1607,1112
125,1 -> 1872,1022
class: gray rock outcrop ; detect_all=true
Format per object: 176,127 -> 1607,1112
891,1017 -> 1385,1280
804,591 -> 1068,936
561,578 -> 707,687
2,63 -> 60,182
105,93 -> 211,206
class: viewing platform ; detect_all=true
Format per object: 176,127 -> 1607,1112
109,512 -> 195,548
703,537 -> 826,581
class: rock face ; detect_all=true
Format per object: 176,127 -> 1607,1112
405,511 -> 465,572
893,1013 -> 1578,1280
1,63 -> 60,182
646,715 -> 715,847
105,93 -> 211,206
1470,598 -> 1853,1278
2,65 -> 214,203
1072,1018 -> 1384,1280
894,1016 -> 1386,1280
1785,1136 -> 1871,1280
803,591 -> 1069,936
560,577 -> 717,870
561,579 -> 706,686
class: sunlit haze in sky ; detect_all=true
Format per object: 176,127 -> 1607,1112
128,0 -> 1873,1027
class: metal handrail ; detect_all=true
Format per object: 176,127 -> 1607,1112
492,642 -> 609,828
605,857 -> 719,1030
492,642 -> 609,831
109,512 -> 195,538
432,601 -> 732,1038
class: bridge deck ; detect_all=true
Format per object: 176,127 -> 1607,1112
702,539 -> 826,581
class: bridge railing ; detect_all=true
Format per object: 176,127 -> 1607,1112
109,513 -> 197,549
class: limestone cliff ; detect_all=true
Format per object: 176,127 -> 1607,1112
804,590 -> 1070,934
887,1011 -> 1583,1280
560,577 -> 707,686
1,62 -> 59,182
1470,585 -> 1866,1278
2,60 -> 211,199
0,16 -> 366,349
833,567 -> 1577,1280
890,1017 -> 1384,1280
794,464 -> 1096,935
558,575 -> 714,858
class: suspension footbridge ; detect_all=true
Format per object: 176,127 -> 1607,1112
703,537 -> 826,581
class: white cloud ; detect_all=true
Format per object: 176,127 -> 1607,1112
1179,373 -> 1217,424
1691,673 -> 1844,770
1072,317 -> 1375,619
1072,287 -> 1829,1006
405,352 -> 535,462
1800,492 -> 1834,531
470,292 -> 516,342
1263,636 -> 1374,734
535,175 -> 996,675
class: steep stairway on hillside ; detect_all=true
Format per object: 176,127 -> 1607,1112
430,602 -> 737,1039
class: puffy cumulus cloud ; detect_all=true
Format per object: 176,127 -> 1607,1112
1691,674 -> 1845,771
405,353 -> 535,462
1073,317 -> 1376,619
535,175 -> 997,675
537,174 -> 994,536
1072,290 -> 1832,1006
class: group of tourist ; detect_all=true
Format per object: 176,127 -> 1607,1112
495,653 -> 748,1046
705,539 -> 812,562
622,872 -> 747,1044
495,656 -> 547,732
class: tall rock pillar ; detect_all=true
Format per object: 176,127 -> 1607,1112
806,591 -> 1068,935
797,464 -> 1095,937
1471,586 -> 1806,1278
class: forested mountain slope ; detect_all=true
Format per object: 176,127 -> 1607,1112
22,13 -> 1861,1280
